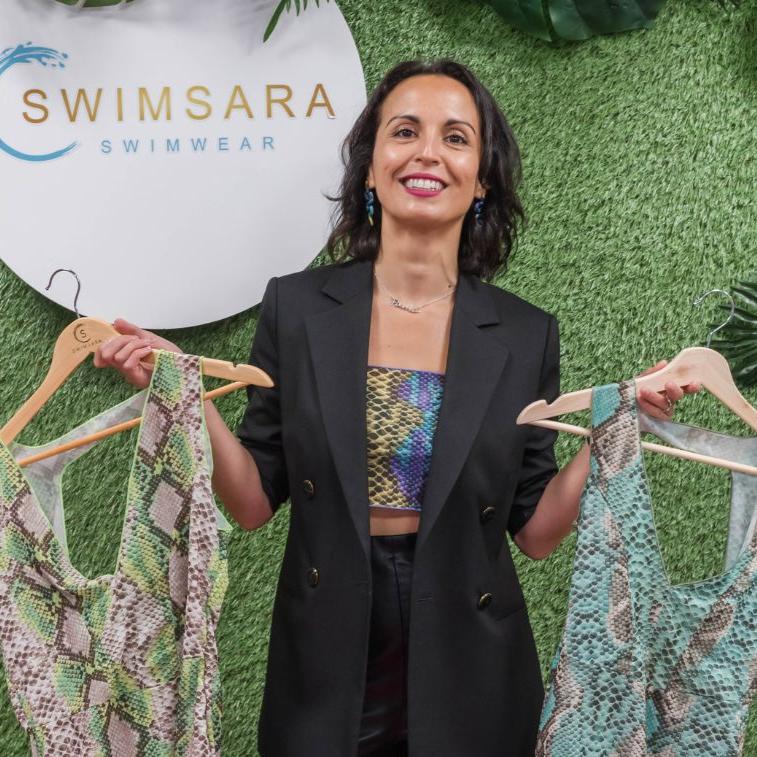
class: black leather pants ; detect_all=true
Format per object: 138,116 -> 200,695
357,532 -> 416,757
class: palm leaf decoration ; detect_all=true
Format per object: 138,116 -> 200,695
483,0 -> 739,41
708,276 -> 757,388
264,0 -> 330,43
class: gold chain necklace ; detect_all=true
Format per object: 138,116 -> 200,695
373,271 -> 456,314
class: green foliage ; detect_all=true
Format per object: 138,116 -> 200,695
482,0 -> 738,41
482,0 -> 666,40
44,0 -> 740,42
264,0 -> 331,43
709,276 -> 757,388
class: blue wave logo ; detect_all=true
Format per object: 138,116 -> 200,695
0,42 -> 78,162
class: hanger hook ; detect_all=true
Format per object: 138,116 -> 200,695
45,268 -> 82,319
692,288 -> 735,348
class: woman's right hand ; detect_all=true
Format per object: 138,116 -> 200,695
93,318 -> 183,389
94,318 -> 275,531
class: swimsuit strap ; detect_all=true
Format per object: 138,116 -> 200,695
587,380 -> 671,593
639,413 -> 757,570
589,380 -> 757,575
8,389 -> 148,551
589,379 -> 641,496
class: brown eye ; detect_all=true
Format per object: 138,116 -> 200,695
393,128 -> 415,138
447,133 -> 468,145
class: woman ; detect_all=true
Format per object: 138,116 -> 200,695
95,60 -> 698,756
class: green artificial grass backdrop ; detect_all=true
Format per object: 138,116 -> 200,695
1,0 -> 757,753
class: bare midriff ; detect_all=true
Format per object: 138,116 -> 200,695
370,507 -> 421,536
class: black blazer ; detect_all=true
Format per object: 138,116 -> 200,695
236,258 -> 560,757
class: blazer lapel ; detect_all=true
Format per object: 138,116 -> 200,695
305,261 -> 510,559
416,273 -> 509,552
306,260 -> 374,560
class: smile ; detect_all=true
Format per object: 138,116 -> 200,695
401,176 -> 446,197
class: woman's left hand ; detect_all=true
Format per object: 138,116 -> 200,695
635,359 -> 702,420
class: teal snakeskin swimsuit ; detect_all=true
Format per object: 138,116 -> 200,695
537,379 -> 757,756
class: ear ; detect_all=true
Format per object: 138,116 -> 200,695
367,164 -> 375,188
475,177 -> 488,198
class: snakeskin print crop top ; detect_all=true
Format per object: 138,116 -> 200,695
366,365 -> 445,512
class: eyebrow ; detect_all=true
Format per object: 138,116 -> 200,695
386,114 -> 477,134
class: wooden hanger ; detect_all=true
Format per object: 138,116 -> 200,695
517,346 -> 757,477
1,315 -> 273,461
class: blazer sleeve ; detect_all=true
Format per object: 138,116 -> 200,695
235,276 -> 290,513
507,314 -> 560,538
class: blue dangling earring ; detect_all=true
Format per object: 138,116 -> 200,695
473,196 -> 485,226
364,184 -> 375,227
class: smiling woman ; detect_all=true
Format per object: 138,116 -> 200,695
95,57 -> 694,757
327,60 -> 525,281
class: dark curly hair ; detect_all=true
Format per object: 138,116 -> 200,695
325,59 -> 526,281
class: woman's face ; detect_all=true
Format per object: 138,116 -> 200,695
367,74 -> 485,232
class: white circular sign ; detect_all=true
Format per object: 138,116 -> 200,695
0,0 -> 366,328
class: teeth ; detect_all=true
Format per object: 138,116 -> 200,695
404,178 -> 444,191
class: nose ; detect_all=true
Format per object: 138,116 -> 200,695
413,130 -> 441,165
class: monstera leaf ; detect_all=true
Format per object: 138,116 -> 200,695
483,0 -> 736,41
483,0 -> 666,41
264,0 -> 330,42
709,277 -> 757,389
